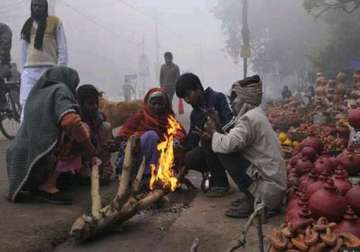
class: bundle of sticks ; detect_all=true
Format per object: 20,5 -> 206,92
70,135 -> 188,241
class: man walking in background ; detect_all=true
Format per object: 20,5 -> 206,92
160,52 -> 180,103
20,0 -> 68,121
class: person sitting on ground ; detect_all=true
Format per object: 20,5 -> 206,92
195,75 -> 287,218
77,84 -> 114,185
115,88 -> 186,185
7,66 -> 99,205
175,73 -> 234,197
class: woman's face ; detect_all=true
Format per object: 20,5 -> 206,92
148,96 -> 166,116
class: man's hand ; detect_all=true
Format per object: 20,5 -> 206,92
193,126 -> 212,143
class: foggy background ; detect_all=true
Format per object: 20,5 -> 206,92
2,0 -> 357,101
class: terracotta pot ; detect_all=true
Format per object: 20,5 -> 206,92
337,149 -> 360,176
300,136 -> 323,154
299,171 -> 317,192
309,179 -> 347,222
348,108 -> 360,129
287,205 -> 313,226
333,169 -> 352,195
286,195 -> 308,223
345,183 -> 360,216
290,153 -> 303,167
314,157 -> 333,175
295,158 -> 314,176
306,172 -> 329,198
333,206 -> 360,237
301,146 -> 318,162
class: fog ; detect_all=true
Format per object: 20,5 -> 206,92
0,0 -> 338,100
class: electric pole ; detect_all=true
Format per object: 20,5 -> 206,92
241,0 -> 250,78
155,14 -> 160,82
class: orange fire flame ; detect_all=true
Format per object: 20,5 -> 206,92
149,115 -> 182,192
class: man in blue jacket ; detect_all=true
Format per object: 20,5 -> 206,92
176,73 -> 234,197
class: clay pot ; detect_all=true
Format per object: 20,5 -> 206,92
295,158 -> 314,176
314,157 -> 333,175
299,171 -> 317,192
286,195 -> 308,223
301,146 -> 318,162
290,153 -> 303,167
300,136 -> 323,154
333,206 -> 360,237
337,125 -> 350,138
333,169 -> 352,195
287,205 -> 313,226
306,172 -> 329,198
337,149 -> 360,176
348,108 -> 360,129
345,183 -> 360,216
309,179 -> 347,222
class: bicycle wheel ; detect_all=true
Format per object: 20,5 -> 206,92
0,88 -> 21,140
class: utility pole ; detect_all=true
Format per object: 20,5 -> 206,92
155,14 -> 160,82
241,0 -> 250,78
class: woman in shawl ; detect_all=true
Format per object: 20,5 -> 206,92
115,88 -> 186,179
7,66 -> 99,205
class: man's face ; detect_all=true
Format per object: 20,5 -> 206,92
183,89 -> 202,107
82,96 -> 99,120
32,0 -> 47,19
231,95 -> 244,116
165,55 -> 173,65
148,96 -> 166,116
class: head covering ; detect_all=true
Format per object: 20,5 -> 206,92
77,84 -> 100,105
21,0 -> 48,50
118,88 -> 185,139
231,75 -> 263,106
38,66 -> 80,95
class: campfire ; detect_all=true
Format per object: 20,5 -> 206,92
70,115 -> 186,241
150,115 -> 182,192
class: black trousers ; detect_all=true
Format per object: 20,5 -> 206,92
217,153 -> 254,193
185,146 -> 229,188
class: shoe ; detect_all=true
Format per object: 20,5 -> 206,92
34,191 -> 73,205
205,187 -> 231,198
225,198 -> 254,219
230,195 -> 247,207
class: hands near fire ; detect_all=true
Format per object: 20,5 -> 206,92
193,115 -> 219,143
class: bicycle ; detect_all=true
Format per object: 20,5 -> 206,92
0,77 -> 21,140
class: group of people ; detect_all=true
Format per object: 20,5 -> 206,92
5,0 -> 287,219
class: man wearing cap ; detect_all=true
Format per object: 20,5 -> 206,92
198,75 -> 287,218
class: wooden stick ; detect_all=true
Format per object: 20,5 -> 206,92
132,156 -> 146,194
91,164 -> 101,220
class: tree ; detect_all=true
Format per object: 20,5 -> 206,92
306,10 -> 360,75
303,0 -> 360,18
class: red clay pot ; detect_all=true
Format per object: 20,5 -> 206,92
306,172 -> 329,198
333,170 -> 352,195
295,158 -> 314,176
299,171 -> 317,192
348,108 -> 360,129
345,183 -> 360,216
314,157 -> 333,175
337,149 -> 360,176
300,136 -> 323,154
334,206 -> 360,237
309,179 -> 347,222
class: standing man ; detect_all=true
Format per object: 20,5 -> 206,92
0,22 -> 12,111
20,0 -> 68,120
160,52 -> 180,103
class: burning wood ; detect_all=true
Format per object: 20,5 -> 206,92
70,115 -> 186,241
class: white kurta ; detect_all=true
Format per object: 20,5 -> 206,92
212,107 -> 287,210
20,22 -> 68,121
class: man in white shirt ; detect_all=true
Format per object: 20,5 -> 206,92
20,0 -> 68,121
197,75 -> 287,218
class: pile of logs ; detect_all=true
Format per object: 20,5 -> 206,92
70,136 -> 187,241
266,217 -> 360,252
